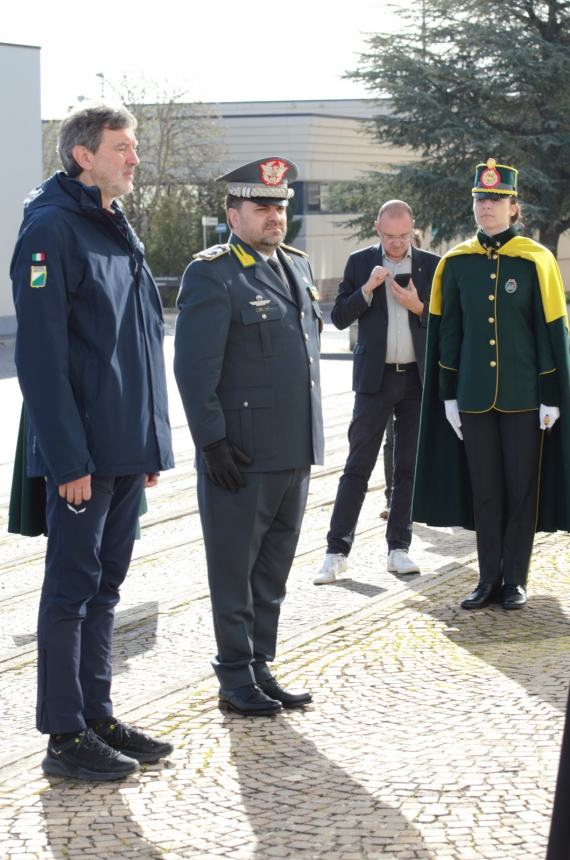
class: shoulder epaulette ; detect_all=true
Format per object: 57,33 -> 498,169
193,244 -> 230,262
280,243 -> 308,257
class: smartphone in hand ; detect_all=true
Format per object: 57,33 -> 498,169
394,274 -> 411,288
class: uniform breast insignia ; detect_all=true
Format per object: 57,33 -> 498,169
193,244 -> 230,262
249,298 -> 271,308
307,284 -> 320,301
504,278 -> 518,294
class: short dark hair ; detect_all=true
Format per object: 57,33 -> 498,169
58,101 -> 137,177
225,193 -> 246,214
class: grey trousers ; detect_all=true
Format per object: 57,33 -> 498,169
197,467 -> 310,688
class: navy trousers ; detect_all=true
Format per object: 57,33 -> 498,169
327,365 -> 421,556
37,474 -> 145,734
197,467 -> 310,689
461,409 -> 540,586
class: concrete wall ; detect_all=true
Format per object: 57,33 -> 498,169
0,43 -> 42,335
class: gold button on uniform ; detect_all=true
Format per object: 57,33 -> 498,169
490,273 -> 496,280
490,339 -> 496,345
261,314 -> 267,319
304,333 -> 309,341
492,254 -> 498,260
300,311 -> 305,320
490,361 -> 496,367
488,317 -> 495,323
243,401 -> 249,407
488,295 -> 494,301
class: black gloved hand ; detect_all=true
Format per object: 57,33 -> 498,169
201,438 -> 253,492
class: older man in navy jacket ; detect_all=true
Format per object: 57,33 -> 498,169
314,200 -> 439,583
10,103 -> 174,780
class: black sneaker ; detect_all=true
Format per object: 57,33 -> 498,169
42,728 -> 139,781
88,717 -> 174,763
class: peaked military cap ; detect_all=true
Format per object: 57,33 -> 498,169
472,158 -> 518,198
217,156 -> 298,206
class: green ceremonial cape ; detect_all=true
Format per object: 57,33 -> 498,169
8,403 -> 148,538
413,235 -> 570,532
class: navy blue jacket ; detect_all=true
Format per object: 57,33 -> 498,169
331,244 -> 440,393
174,235 -> 324,472
11,172 -> 174,484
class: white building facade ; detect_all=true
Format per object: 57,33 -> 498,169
0,43 -> 42,335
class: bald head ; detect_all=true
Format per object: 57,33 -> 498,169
376,199 -> 414,222
375,200 -> 415,262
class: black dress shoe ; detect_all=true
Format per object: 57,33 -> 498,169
460,581 -> 502,610
218,684 -> 282,716
502,584 -> 527,610
258,677 -> 312,709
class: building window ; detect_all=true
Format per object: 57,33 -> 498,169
302,182 -> 353,214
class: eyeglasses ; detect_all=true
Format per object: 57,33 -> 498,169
379,232 -> 412,242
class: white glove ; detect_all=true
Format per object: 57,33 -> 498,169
539,404 -> 560,430
444,399 -> 463,440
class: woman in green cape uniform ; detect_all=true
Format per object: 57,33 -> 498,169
413,158 -> 570,610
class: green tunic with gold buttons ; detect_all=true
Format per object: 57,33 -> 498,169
413,228 -> 570,531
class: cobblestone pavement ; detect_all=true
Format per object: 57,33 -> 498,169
0,320 -> 568,859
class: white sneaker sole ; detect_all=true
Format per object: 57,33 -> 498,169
387,564 -> 420,575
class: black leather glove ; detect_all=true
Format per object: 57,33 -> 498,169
201,438 -> 253,492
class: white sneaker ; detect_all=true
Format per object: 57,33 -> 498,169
387,549 -> 420,575
313,553 -> 349,585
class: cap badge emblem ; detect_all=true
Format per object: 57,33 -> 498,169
259,159 -> 290,187
481,166 -> 500,188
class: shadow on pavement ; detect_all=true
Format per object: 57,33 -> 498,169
40,779 -> 164,859
412,522 -> 476,560
330,579 -> 386,597
225,713 -> 435,859
423,593 -> 570,712
113,601 -> 159,677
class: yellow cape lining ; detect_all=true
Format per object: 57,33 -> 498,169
429,235 -> 568,328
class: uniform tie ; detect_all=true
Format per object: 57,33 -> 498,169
267,256 -> 290,296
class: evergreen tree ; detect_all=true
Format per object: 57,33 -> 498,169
345,0 -> 570,253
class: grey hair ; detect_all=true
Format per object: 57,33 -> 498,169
58,101 -> 137,177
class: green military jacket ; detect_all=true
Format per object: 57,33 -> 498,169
438,230 -> 559,410
413,228 -> 570,532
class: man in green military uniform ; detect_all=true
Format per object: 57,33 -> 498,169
413,158 -> 570,610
